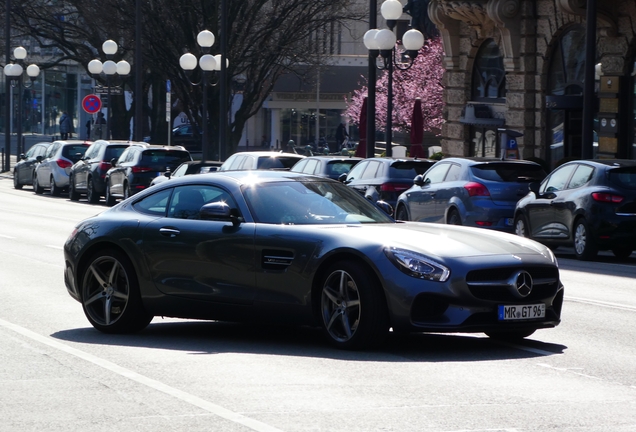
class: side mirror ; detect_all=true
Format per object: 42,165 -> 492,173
19,153 -> 26,160
529,181 -> 540,196
413,174 -> 424,187
375,200 -> 394,217
200,202 -> 243,226
163,171 -> 171,178
36,155 -> 43,163
110,157 -> 118,167
338,173 -> 348,183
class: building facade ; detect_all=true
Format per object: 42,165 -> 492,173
429,0 -> 636,168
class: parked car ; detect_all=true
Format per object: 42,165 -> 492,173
342,157 -> 437,210
104,143 -> 191,206
150,160 -> 223,186
33,140 -> 91,196
514,159 -> 636,260
291,155 -> 362,180
218,151 -> 305,171
13,142 -> 52,189
395,158 -> 547,233
171,124 -> 202,152
63,170 -> 563,350
68,140 -> 131,203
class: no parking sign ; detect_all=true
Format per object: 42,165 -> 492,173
82,94 -> 102,114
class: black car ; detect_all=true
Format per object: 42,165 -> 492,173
291,155 -> 363,180
395,158 -> 547,233
68,140 -> 131,203
150,160 -> 223,186
13,142 -> 52,189
342,157 -> 437,210
514,159 -> 636,260
63,170 -> 563,350
104,143 -> 191,206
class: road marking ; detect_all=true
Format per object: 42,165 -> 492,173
566,296 -> 636,312
46,245 -> 63,250
0,318 -> 284,432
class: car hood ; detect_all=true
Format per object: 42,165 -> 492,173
326,221 -> 554,260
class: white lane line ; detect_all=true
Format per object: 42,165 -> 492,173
0,318 -> 284,432
0,234 -> 16,239
46,245 -> 64,250
566,296 -> 636,312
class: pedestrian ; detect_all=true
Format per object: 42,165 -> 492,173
335,123 -> 349,150
59,111 -> 72,140
94,112 -> 106,139
261,135 -> 269,148
85,119 -> 92,140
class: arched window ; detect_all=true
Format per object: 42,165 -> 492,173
548,26 -> 586,96
472,40 -> 506,101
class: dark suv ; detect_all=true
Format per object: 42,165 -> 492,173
68,140 -> 131,203
104,143 -> 191,206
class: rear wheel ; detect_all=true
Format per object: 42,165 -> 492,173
50,176 -> 61,197
105,182 -> 116,207
13,171 -> 23,189
395,205 -> 409,221
514,214 -> 529,238
573,218 -> 597,261
319,260 -> 388,350
447,209 -> 461,225
87,176 -> 99,204
33,173 -> 43,194
68,175 -> 80,201
486,329 -> 536,340
612,247 -> 633,259
80,249 -> 153,333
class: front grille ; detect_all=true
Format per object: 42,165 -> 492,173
466,266 -> 560,302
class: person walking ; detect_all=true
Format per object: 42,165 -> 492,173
59,111 -> 72,140
335,123 -> 349,150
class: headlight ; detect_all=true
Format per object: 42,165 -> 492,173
384,247 -> 450,282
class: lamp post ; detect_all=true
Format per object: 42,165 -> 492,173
180,30 -> 225,161
364,0 -> 424,157
88,40 -> 130,140
3,46 -> 40,160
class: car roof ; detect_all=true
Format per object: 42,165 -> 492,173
303,155 -> 363,161
561,159 -> 636,168
441,157 -> 541,165
231,151 -> 304,158
52,140 -> 92,146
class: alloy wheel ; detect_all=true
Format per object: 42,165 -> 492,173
321,270 -> 362,343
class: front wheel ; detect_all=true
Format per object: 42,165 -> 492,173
87,176 -> 99,204
447,209 -> 461,226
395,205 -> 409,221
123,182 -> 131,200
514,214 -> 529,238
33,173 -> 44,194
13,171 -> 23,189
319,260 -> 388,350
573,218 -> 597,261
80,249 -> 153,333
105,182 -> 116,207
68,175 -> 80,201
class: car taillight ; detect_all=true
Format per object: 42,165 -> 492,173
98,162 -> 111,171
475,221 -> 493,226
381,183 -> 410,193
592,192 -> 624,203
56,159 -> 72,169
464,182 -> 490,197
131,166 -> 152,173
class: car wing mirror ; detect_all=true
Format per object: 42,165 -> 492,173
200,202 -> 243,226
19,153 -> 26,160
375,200 -> 394,217
110,157 -> 118,167
528,181 -> 541,196
36,155 -> 43,162
338,173 -> 348,183
413,174 -> 424,187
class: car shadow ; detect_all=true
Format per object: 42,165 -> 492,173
51,320 -> 567,362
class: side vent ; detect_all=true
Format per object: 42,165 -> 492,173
262,249 -> 294,271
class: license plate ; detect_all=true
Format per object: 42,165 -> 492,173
498,304 -> 545,320
505,218 -> 514,226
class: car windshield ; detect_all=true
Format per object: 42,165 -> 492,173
389,162 -> 433,179
608,167 -> 636,190
471,163 -> 546,182
242,180 -> 394,225
257,156 -> 301,170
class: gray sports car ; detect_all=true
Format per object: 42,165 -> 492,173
63,171 -> 564,349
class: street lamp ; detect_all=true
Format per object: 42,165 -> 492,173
88,40 -> 130,140
180,30 -> 227,161
3,46 -> 40,161
364,0 -> 424,157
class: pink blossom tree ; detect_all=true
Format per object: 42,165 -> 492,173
345,37 -> 445,135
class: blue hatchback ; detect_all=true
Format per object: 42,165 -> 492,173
395,157 -> 547,232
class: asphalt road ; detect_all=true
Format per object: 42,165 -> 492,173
1,176 -> 636,432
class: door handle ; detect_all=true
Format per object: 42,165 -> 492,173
159,228 -> 180,237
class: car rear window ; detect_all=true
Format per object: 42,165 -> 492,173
326,160 -> 359,177
105,146 -> 129,161
388,161 -> 434,179
471,163 -> 546,183
141,150 -> 191,169
608,167 -> 636,190
62,144 -> 90,163
257,156 -> 302,170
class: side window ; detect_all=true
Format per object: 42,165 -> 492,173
424,163 -> 451,184
85,143 -> 99,159
360,161 -> 381,180
240,156 -> 255,170
291,159 -> 308,173
132,188 -> 173,216
567,164 -> 594,189
346,161 -> 367,181
444,164 -> 462,182
172,164 -> 189,177
304,159 -> 319,174
541,164 -> 577,193
45,143 -> 59,158
169,185 -> 236,220
25,146 -> 37,158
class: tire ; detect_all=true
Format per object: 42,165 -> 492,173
50,176 -> 61,197
105,182 -> 116,207
573,218 -> 597,261
612,247 -> 633,259
486,329 -> 536,340
33,173 -> 44,194
514,214 -> 529,238
123,182 -> 131,200
447,209 -> 461,226
87,176 -> 99,204
13,171 -> 23,189
68,175 -> 80,201
319,260 -> 389,350
80,249 -> 153,333
395,205 -> 409,221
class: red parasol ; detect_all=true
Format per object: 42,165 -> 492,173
409,98 -> 425,158
355,97 -> 367,158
